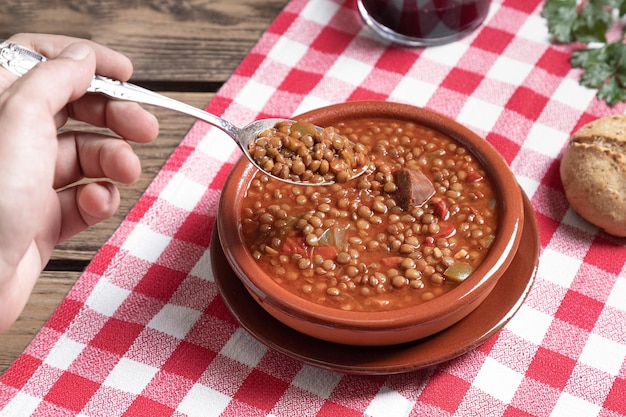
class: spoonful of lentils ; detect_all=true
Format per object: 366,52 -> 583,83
0,41 -> 368,185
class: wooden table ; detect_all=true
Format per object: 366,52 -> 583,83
0,0 -> 289,374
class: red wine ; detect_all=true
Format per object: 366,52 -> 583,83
359,0 -> 490,45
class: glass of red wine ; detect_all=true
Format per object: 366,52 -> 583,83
357,0 -> 491,47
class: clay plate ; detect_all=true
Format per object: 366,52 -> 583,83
211,191 -> 538,375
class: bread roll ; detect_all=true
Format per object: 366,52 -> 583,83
560,115 -> 626,237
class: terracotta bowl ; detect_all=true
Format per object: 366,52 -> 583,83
217,101 -> 524,346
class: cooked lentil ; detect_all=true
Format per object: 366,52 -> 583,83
241,118 -> 498,311
247,120 -> 369,184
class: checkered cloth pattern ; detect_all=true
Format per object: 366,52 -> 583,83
1,0 -> 626,415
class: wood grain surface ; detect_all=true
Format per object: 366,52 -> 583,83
0,0 -> 289,374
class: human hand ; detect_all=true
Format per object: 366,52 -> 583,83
0,33 -> 159,332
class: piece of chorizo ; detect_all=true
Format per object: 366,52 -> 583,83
393,168 -> 435,210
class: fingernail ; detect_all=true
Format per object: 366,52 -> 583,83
59,43 -> 91,61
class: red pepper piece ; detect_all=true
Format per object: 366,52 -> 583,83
435,199 -> 450,220
466,171 -> 483,182
381,256 -> 403,268
432,221 -> 456,239
315,246 -> 338,259
281,237 -> 307,256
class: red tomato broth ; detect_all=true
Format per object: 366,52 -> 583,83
240,118 -> 497,312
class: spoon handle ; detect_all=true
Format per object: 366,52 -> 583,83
0,42 -> 44,76
0,41 -> 240,140
87,75 -> 240,137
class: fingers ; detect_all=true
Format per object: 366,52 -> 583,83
68,95 -> 159,144
54,131 -> 134,243
56,182 -> 121,243
55,131 -> 143,189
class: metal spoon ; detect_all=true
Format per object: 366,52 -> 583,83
0,41 -> 367,185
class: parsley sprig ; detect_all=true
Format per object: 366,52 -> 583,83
542,0 -> 626,106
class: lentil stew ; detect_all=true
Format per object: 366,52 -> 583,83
240,117 -> 498,312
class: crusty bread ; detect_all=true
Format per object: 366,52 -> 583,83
560,115 -> 626,237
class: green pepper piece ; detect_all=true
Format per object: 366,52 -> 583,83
443,262 -> 473,282
480,234 -> 495,250
318,228 -> 334,246
291,120 -> 317,136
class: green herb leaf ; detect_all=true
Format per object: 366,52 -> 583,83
542,0 -> 578,43
600,0 -> 626,14
572,3 -> 611,43
578,60 -> 613,88
597,77 -> 626,105
570,47 -> 605,69
543,0 -> 626,106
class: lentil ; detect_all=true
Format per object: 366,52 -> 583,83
241,118 -> 498,311
248,120 -> 369,184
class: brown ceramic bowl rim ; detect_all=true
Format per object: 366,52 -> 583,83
218,101 -> 524,332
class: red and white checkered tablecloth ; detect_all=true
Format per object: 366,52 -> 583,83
2,0 -> 626,415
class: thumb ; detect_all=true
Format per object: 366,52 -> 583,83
44,42 -> 96,104
7,42 -> 96,114
57,41 -> 92,60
